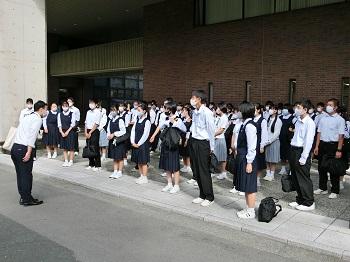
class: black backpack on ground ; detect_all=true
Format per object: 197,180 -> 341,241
159,127 -> 182,151
258,197 -> 282,223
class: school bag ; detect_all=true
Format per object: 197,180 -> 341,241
281,174 -> 295,192
159,127 -> 182,151
225,153 -> 236,175
258,197 -> 282,223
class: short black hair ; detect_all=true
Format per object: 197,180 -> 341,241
138,101 -> 149,113
192,90 -> 207,103
165,101 -> 177,115
316,102 -> 325,107
89,98 -> 99,104
254,103 -> 264,114
328,98 -> 339,107
239,102 -> 255,120
34,100 -> 46,112
67,97 -> 74,103
295,99 -> 312,111
265,100 -> 273,106
217,102 -> 227,114
26,98 -> 33,104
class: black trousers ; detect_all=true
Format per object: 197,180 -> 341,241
290,146 -> 314,206
87,129 -> 101,168
11,144 -> 34,202
73,127 -> 79,152
318,141 -> 340,194
189,138 -> 214,201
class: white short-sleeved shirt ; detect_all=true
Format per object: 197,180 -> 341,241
318,113 -> 345,142
85,109 -> 101,130
215,114 -> 228,139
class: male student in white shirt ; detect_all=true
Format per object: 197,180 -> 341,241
11,100 -> 47,206
288,100 -> 316,211
19,98 -> 34,123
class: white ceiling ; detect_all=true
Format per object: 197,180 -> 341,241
46,0 -> 163,40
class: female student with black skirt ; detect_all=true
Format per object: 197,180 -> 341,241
58,101 -> 77,167
235,102 -> 258,219
43,102 -> 59,159
279,104 -> 294,175
180,104 -> 193,174
107,104 -> 127,179
150,101 -> 186,194
131,102 -> 151,185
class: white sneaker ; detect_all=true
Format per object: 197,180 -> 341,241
314,189 -> 328,195
162,184 -> 173,192
127,155 -> 131,160
74,152 -> 79,156
136,175 -> 148,184
217,172 -> 228,180
85,166 -> 93,170
115,172 -> 123,179
201,200 -> 214,207
62,161 -> 69,167
170,185 -> 180,194
288,202 -> 299,208
328,193 -> 338,199
239,191 -> 245,196
109,172 -> 118,179
263,175 -> 274,181
295,203 -> 315,211
160,172 -> 167,177
92,167 -> 101,172
52,152 -> 57,159
340,181 -> 344,190
47,153 -> 52,159
124,159 -> 128,166
192,197 -> 204,204
180,166 -> 189,173
237,209 -> 255,219
229,187 -> 239,194
279,168 -> 287,175
67,161 -> 73,167
187,179 -> 196,184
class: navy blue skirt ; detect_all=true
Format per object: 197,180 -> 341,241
159,144 -> 180,173
256,151 -> 267,171
43,125 -> 59,146
280,140 -> 291,161
131,141 -> 150,165
235,153 -> 257,193
108,140 -> 126,161
60,131 -> 75,150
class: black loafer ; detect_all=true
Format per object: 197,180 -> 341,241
19,198 -> 39,205
22,200 -> 43,206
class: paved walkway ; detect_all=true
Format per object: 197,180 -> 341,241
0,147 -> 350,260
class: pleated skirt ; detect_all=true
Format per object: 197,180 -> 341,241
159,144 -> 180,173
214,138 -> 227,162
108,140 -> 126,161
265,139 -> 281,163
235,153 -> 257,193
256,151 -> 267,171
99,129 -> 109,147
43,126 -> 59,146
131,141 -> 150,165
60,131 -> 75,150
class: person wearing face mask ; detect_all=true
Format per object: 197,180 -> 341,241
288,100 -> 316,211
314,98 -> 345,199
278,104 -> 294,175
97,101 -> 108,162
131,101 -> 151,184
58,101 -> 77,167
107,104 -> 127,179
11,100 -> 47,206
189,90 -> 216,207
263,101 -> 274,120
180,104 -> 193,176
150,101 -> 187,193
129,100 -> 140,126
253,104 -> 268,187
85,98 -> 102,172
67,97 -> 80,155
117,103 -> 131,166
43,102 -> 59,159
213,103 -> 229,180
263,105 -> 282,182
308,105 -> 316,120
148,101 -> 158,154
19,98 -> 34,123
175,102 -> 184,119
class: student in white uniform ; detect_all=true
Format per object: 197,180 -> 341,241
288,100 -> 316,211
43,102 -> 59,159
263,105 -> 282,181
58,101 -> 77,167
85,98 -> 102,171
67,97 -> 80,155
314,98 -> 345,199
19,98 -> 34,123
189,90 -> 216,207
97,102 -> 108,161
11,100 -> 46,206
213,103 -> 229,180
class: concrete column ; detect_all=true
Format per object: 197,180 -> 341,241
0,0 -> 46,141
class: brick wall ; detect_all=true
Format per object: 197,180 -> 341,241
143,0 -> 350,106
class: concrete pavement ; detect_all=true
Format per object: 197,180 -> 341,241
0,147 -> 349,260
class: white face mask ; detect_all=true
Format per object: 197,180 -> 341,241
236,112 -> 242,119
190,98 -> 197,107
282,109 -> 289,116
277,109 -> 282,115
268,109 -> 274,115
317,107 -> 322,113
326,105 -> 334,114
137,111 -> 144,117
110,111 -> 117,118
294,108 -> 304,117
265,106 -> 270,111
27,104 -> 33,109
89,103 -> 96,110
119,107 -> 124,112
68,102 -> 73,107
133,104 -> 138,109
308,108 -> 314,114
